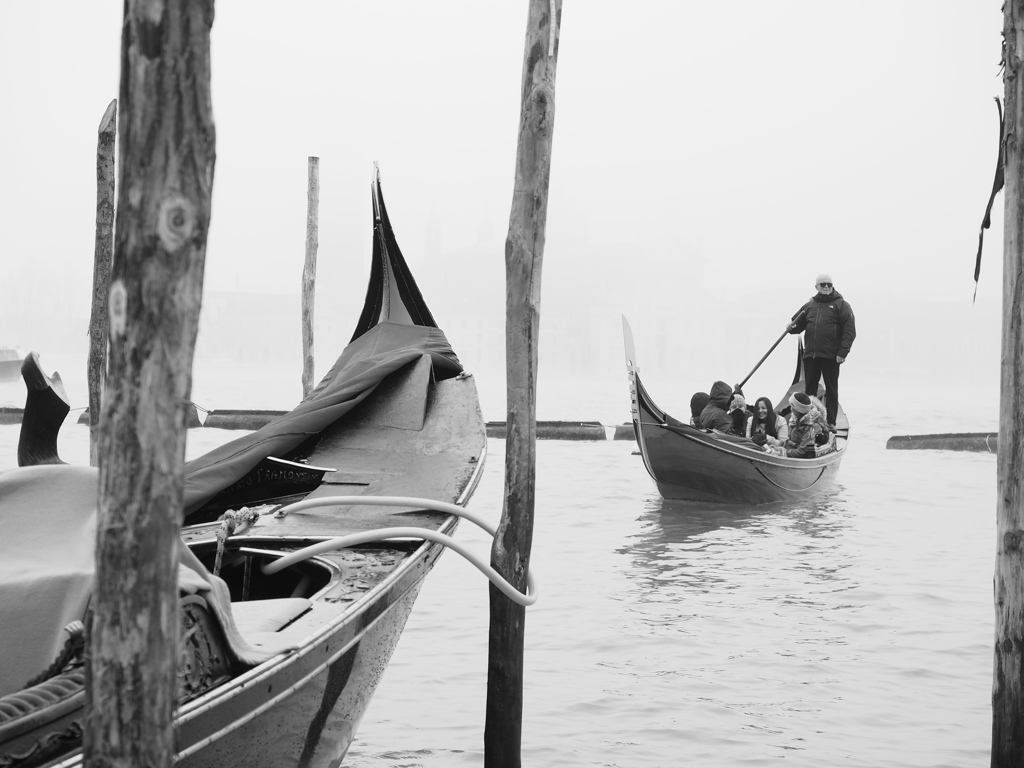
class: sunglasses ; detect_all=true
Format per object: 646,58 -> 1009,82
818,282 -> 833,288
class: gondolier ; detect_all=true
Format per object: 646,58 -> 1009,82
786,273 -> 856,429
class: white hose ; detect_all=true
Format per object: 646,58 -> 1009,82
273,495 -> 498,535
258,496 -> 538,606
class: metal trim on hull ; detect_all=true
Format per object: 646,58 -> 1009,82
754,463 -> 827,492
455,436 -> 488,508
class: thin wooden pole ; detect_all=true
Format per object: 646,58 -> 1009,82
85,3 -> 215,767
302,156 -> 320,398
994,3 -> 1024,764
87,98 -> 116,468
485,2 -> 560,766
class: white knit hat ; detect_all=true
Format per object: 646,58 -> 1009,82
789,392 -> 812,414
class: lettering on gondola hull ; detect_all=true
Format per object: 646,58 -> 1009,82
224,467 -> 321,494
187,457 -> 336,524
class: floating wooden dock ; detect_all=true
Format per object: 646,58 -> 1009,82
485,421 -> 607,440
0,408 -> 23,426
1,409 -> 642,440
886,432 -> 998,453
8,411 -> 999,453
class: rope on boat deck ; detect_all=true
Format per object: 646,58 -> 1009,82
255,495 -> 539,607
213,507 -> 264,576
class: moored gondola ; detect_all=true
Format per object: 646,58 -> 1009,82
0,167 -> 488,767
622,316 -> 849,505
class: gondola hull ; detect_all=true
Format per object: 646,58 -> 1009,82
172,530 -> 443,767
0,168 -> 486,768
177,584 -> 422,767
623,316 -> 848,505
635,385 -> 844,504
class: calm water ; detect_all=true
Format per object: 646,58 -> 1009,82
0,363 -> 1001,767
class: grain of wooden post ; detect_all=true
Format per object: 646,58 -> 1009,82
87,98 -> 116,467
85,3 -> 215,766
485,2 -> 561,765
302,156 -> 320,398
994,3 -> 1024,764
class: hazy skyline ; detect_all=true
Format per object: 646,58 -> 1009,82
0,2 -> 1009,420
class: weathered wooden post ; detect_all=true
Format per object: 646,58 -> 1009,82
85,2 -> 215,766
485,2 -> 561,766
994,3 -> 1024,764
87,98 -> 116,467
302,156 -> 319,398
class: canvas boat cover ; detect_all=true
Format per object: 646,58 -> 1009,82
0,466 -> 300,699
183,321 -> 462,515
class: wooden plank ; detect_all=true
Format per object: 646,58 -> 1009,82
202,409 -> 288,430
302,156 -> 320,398
485,420 -> 606,440
86,3 -> 215,766
994,2 -> 1024,762
886,433 -> 998,452
486,2 -> 561,765
87,98 -> 116,467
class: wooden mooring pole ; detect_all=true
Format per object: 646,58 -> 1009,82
302,156 -> 319,398
994,3 -> 1024,764
85,2 -> 215,767
87,98 -> 116,468
485,2 -> 561,766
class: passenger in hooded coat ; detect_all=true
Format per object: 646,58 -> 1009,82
689,392 -> 710,427
698,380 -> 736,434
727,393 -> 751,435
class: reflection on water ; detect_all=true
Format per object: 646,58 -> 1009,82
623,485 -> 853,577
640,496 -> 766,541
638,482 -> 851,541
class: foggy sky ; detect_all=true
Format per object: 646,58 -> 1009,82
0,2 -> 1008,419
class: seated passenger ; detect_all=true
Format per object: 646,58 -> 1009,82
785,392 -> 821,458
728,393 -> 751,435
697,381 -> 736,434
807,394 -> 831,444
746,396 -> 789,452
689,392 -> 710,427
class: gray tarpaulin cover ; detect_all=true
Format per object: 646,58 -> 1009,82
0,466 -> 294,695
183,321 -> 461,515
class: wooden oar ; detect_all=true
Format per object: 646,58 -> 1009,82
737,310 -> 805,391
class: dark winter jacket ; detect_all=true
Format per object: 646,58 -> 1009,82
698,380 -> 735,434
789,290 -> 856,361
